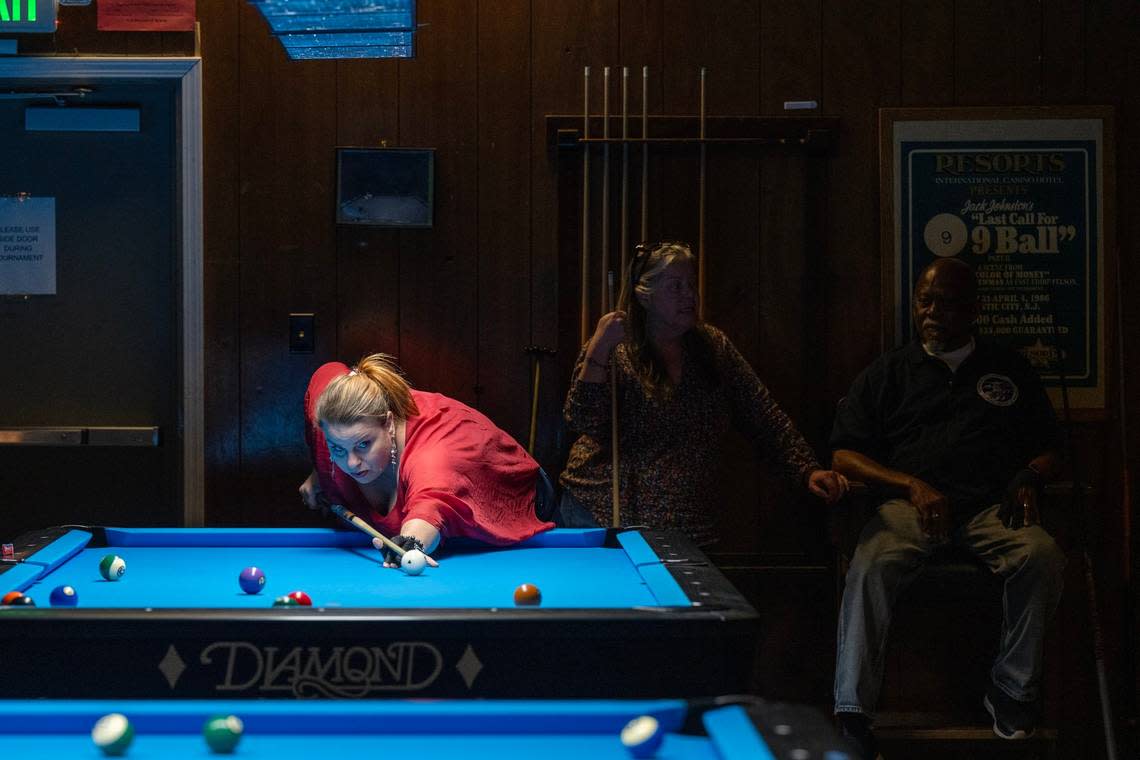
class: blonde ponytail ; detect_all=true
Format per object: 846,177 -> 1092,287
314,353 -> 419,428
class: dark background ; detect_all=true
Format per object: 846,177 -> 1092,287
9,1 -> 1139,755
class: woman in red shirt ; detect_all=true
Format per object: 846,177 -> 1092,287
299,354 -> 553,566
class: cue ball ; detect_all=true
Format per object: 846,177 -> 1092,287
49,585 -> 79,606
238,566 -> 266,594
620,715 -> 664,758
202,714 -> 244,754
287,590 -> 312,606
400,549 -> 427,576
91,712 -> 135,757
99,554 -> 127,581
1,591 -> 23,605
513,583 -> 541,606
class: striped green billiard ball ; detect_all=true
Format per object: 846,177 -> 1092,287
272,594 -> 300,607
91,713 -> 134,756
203,714 -> 244,754
99,554 -> 127,581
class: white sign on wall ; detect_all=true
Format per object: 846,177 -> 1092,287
0,196 -> 56,295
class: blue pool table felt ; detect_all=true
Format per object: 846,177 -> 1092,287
7,528 -> 692,609
0,700 -> 775,759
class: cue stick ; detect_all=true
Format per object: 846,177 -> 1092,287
600,67 -> 612,318
608,271 -> 620,528
640,66 -> 649,243
331,504 -> 440,568
524,345 -> 555,455
580,66 -> 592,346
620,67 -> 630,284
1046,284 -> 1119,759
528,357 -> 541,455
330,504 -> 406,556
698,67 -> 707,321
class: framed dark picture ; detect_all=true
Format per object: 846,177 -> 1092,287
336,147 -> 434,228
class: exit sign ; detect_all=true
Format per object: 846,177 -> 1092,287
0,0 -> 55,32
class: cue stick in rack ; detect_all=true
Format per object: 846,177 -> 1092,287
698,67 -> 707,320
640,66 -> 649,243
600,67 -> 611,318
620,67 -> 630,280
329,504 -> 438,567
608,271 -> 620,528
580,66 -> 591,346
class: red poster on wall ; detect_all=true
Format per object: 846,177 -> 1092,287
97,0 -> 195,31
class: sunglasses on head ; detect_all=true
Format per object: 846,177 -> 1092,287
631,240 -> 690,282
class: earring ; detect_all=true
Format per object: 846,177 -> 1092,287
389,427 -> 398,466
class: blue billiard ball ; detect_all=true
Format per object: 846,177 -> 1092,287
49,585 -> 79,606
238,566 -> 266,594
621,715 -> 665,758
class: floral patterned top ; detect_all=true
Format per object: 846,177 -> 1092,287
560,324 -> 820,546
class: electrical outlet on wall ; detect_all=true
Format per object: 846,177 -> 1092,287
289,313 -> 315,354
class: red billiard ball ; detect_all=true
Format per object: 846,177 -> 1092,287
287,590 -> 312,606
513,583 -> 542,606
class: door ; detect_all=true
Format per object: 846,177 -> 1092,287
0,58 -> 203,537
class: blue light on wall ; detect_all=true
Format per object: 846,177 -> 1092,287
248,0 -> 414,60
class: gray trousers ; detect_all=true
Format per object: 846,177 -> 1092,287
834,499 -> 1066,717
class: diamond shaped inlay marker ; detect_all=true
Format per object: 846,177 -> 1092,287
158,645 -> 187,689
455,645 -> 483,689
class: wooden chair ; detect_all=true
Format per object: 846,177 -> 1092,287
829,483 -> 1081,758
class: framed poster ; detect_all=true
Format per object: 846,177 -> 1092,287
880,106 -> 1116,417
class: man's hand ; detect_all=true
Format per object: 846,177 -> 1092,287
907,477 -> 950,541
807,469 -> 849,505
1001,468 -> 1042,529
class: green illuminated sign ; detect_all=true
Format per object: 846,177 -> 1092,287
0,0 -> 55,32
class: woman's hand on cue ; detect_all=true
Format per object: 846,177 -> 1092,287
807,469 -> 849,505
579,311 -> 627,382
299,470 -> 327,512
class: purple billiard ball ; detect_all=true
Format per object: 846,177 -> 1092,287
238,566 -> 266,595
49,585 -> 79,607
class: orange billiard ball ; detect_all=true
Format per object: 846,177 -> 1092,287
513,583 -> 542,606
2,591 -> 24,605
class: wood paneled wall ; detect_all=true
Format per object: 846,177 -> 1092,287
9,0 -> 1139,748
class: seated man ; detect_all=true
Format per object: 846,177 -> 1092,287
830,258 -> 1066,757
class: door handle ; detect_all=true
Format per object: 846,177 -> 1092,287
0,427 -> 159,446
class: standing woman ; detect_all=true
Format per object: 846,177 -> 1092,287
300,355 -> 553,566
559,241 -> 847,545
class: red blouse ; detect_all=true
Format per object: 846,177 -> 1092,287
305,362 -> 553,546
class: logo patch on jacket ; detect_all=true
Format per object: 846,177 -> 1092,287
976,374 -> 1019,407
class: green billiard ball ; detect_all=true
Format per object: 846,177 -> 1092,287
203,714 -> 244,754
91,713 -> 134,756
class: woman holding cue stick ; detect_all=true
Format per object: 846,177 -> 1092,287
558,241 -> 848,545
299,354 -> 554,568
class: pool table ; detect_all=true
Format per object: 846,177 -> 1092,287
0,527 -> 759,699
0,697 -> 854,759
